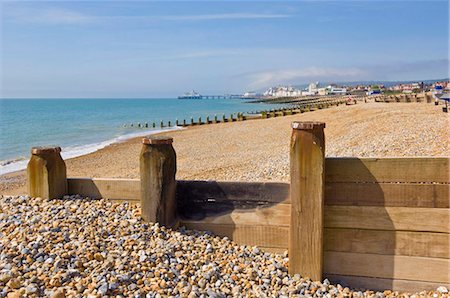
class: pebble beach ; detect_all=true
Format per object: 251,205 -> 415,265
1,102 -> 449,297
1,195 -> 449,298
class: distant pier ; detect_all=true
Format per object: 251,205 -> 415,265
179,94 -> 251,99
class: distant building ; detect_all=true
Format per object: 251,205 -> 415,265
317,88 -> 327,96
327,85 -> 347,95
308,82 -> 319,94
263,86 -> 302,97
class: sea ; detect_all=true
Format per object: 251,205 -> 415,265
0,98 -> 285,175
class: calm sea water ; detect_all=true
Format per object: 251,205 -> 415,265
0,98 -> 283,174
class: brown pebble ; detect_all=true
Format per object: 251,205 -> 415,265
7,278 -> 21,289
50,289 -> 66,298
94,253 -> 104,262
7,292 -> 21,298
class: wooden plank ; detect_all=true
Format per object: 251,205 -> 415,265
289,122 -> 326,280
176,181 -> 290,219
324,252 -> 450,283
325,182 -> 450,208
325,274 -> 450,292
176,180 -> 290,204
324,228 -> 450,258
67,178 -> 140,201
325,206 -> 450,233
180,222 -> 289,248
179,203 -> 290,226
325,157 -> 449,183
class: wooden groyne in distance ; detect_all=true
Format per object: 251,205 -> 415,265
123,95 -> 350,129
123,92 -> 436,129
27,120 -> 450,292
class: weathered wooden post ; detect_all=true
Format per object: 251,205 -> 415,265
140,136 -> 177,226
289,121 -> 325,281
27,146 -> 67,199
175,119 -> 179,126
213,114 -> 218,124
183,119 -> 186,127
191,117 -> 194,125
168,121 -> 171,127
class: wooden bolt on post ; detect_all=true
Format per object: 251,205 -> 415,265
140,136 -> 177,226
289,121 -> 325,281
27,146 -> 67,199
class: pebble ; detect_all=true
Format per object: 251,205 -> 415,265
0,195 -> 446,297
25,284 -> 38,294
437,286 -> 449,294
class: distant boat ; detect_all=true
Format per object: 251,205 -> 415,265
178,90 -> 202,99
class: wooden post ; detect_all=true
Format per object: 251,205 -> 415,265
27,146 -> 67,199
289,121 -> 325,281
140,136 -> 177,226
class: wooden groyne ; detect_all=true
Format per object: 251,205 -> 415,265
123,92 -> 440,129
27,121 -> 450,292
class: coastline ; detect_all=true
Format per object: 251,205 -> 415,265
0,126 -> 185,175
1,102 -> 448,195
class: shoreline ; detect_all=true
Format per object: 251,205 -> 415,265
0,126 -> 185,176
1,102 -> 448,195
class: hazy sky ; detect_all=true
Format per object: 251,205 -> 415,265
1,1 -> 449,98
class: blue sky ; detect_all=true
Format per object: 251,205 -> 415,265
1,1 -> 449,98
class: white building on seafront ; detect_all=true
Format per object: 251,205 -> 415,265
263,86 -> 303,97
